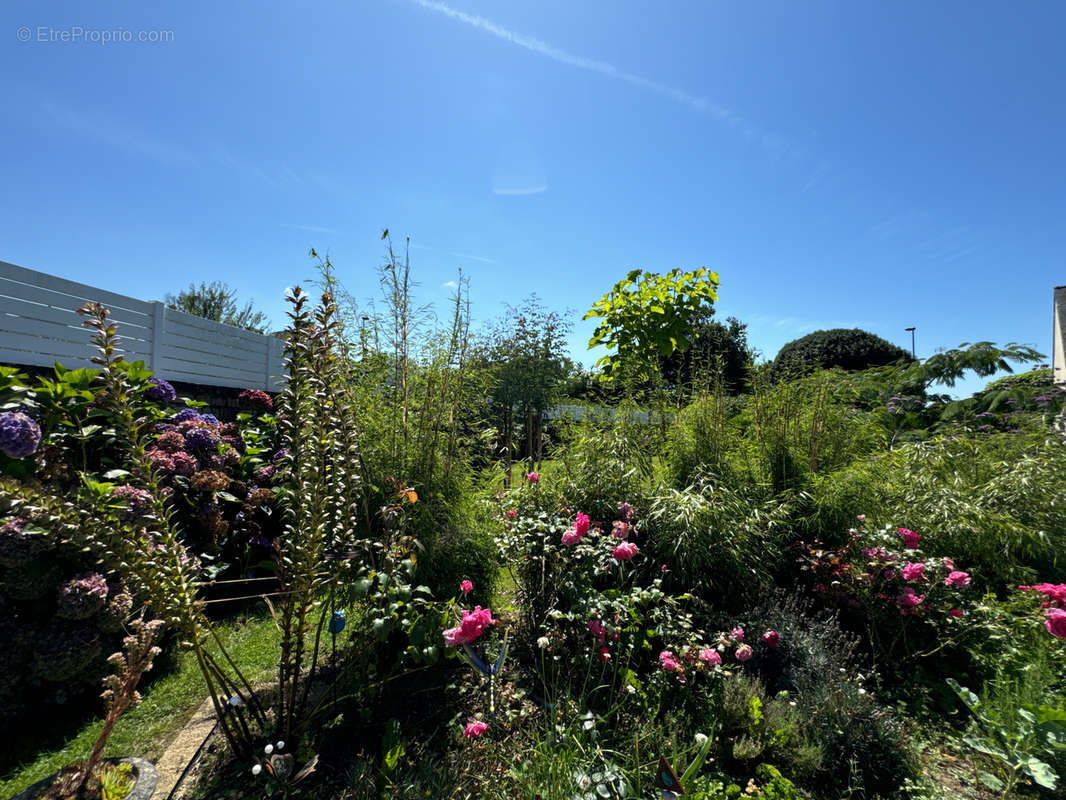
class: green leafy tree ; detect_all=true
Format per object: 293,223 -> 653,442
165,280 -> 270,333
771,328 -> 912,381
658,314 -> 752,395
584,268 -> 720,389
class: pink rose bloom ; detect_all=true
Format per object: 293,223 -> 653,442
587,619 -> 606,641
699,648 -> 722,666
1045,608 -> 1066,638
895,587 -> 925,614
731,627 -> 745,642
659,650 -> 682,672
902,562 -> 925,582
942,556 -> 955,571
460,579 -> 473,596
462,720 -> 488,738
1028,583 -> 1066,607
599,646 -> 611,663
506,509 -> 517,519
526,472 -> 539,483
443,606 -> 495,646
612,541 -> 639,561
561,529 -> 582,546
945,571 -> 972,588
574,512 -> 590,537
857,514 -> 866,521
761,630 -> 780,647
948,609 -> 964,618
735,644 -> 753,662
898,528 -> 920,549
612,520 -> 630,539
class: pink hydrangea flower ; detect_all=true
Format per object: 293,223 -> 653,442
902,562 -> 925,582
526,472 -> 539,483
945,571 -> 972,588
1045,608 -> 1066,638
462,720 -> 489,738
612,541 -> 639,561
659,650 -> 682,672
460,579 -> 473,596
731,627 -> 745,642
443,606 -> 494,646
761,630 -> 780,647
898,528 -> 920,549
699,648 -> 722,666
735,644 -> 753,662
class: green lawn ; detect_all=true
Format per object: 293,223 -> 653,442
0,612 -> 281,798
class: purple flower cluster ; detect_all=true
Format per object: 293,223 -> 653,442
174,408 -> 201,423
184,427 -> 221,451
238,389 -> 274,413
56,572 -> 110,620
110,485 -> 154,518
145,377 -> 177,403
0,410 -> 42,459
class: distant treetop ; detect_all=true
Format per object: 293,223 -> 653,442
165,281 -> 270,334
771,328 -> 913,380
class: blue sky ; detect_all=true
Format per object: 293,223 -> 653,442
2,1 -> 1064,396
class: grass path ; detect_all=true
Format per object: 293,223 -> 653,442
0,612 -> 280,798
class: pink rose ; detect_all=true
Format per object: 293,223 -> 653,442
699,648 -> 722,666
895,587 -> 925,614
857,514 -> 866,521
506,509 -> 517,519
898,528 -> 920,549
902,562 -> 925,582
587,619 -> 606,641
612,520 -> 630,539
574,512 -> 590,537
612,541 -> 639,561
462,720 -> 488,738
561,529 -> 582,546
735,644 -> 753,662
599,646 -> 611,663
460,579 -> 473,596
731,627 -> 745,642
761,630 -> 780,647
944,571 -> 971,588
1045,608 -> 1066,638
526,472 -> 539,483
659,650 -> 682,672
443,606 -> 495,646
942,556 -> 955,571
948,609 -> 964,618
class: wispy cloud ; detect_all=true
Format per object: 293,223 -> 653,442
442,280 -> 459,289
492,184 -> 547,196
40,98 -> 197,167
450,251 -> 496,264
284,223 -> 339,234
411,0 -> 716,115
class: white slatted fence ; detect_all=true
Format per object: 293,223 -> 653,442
0,261 -> 285,391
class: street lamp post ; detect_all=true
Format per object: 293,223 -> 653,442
905,327 -> 916,359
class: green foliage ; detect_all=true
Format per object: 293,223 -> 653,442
165,280 -> 270,333
658,314 -> 753,396
584,267 -> 720,386
771,328 -> 912,381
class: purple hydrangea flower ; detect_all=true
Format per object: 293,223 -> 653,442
253,465 -> 277,486
0,410 -> 42,459
110,485 -> 153,518
174,408 -> 200,423
154,422 -> 178,434
145,377 -> 177,403
56,572 -> 109,620
184,427 -> 220,451
199,413 -> 220,427
272,448 -> 290,463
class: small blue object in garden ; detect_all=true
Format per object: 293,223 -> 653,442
328,609 -> 346,634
